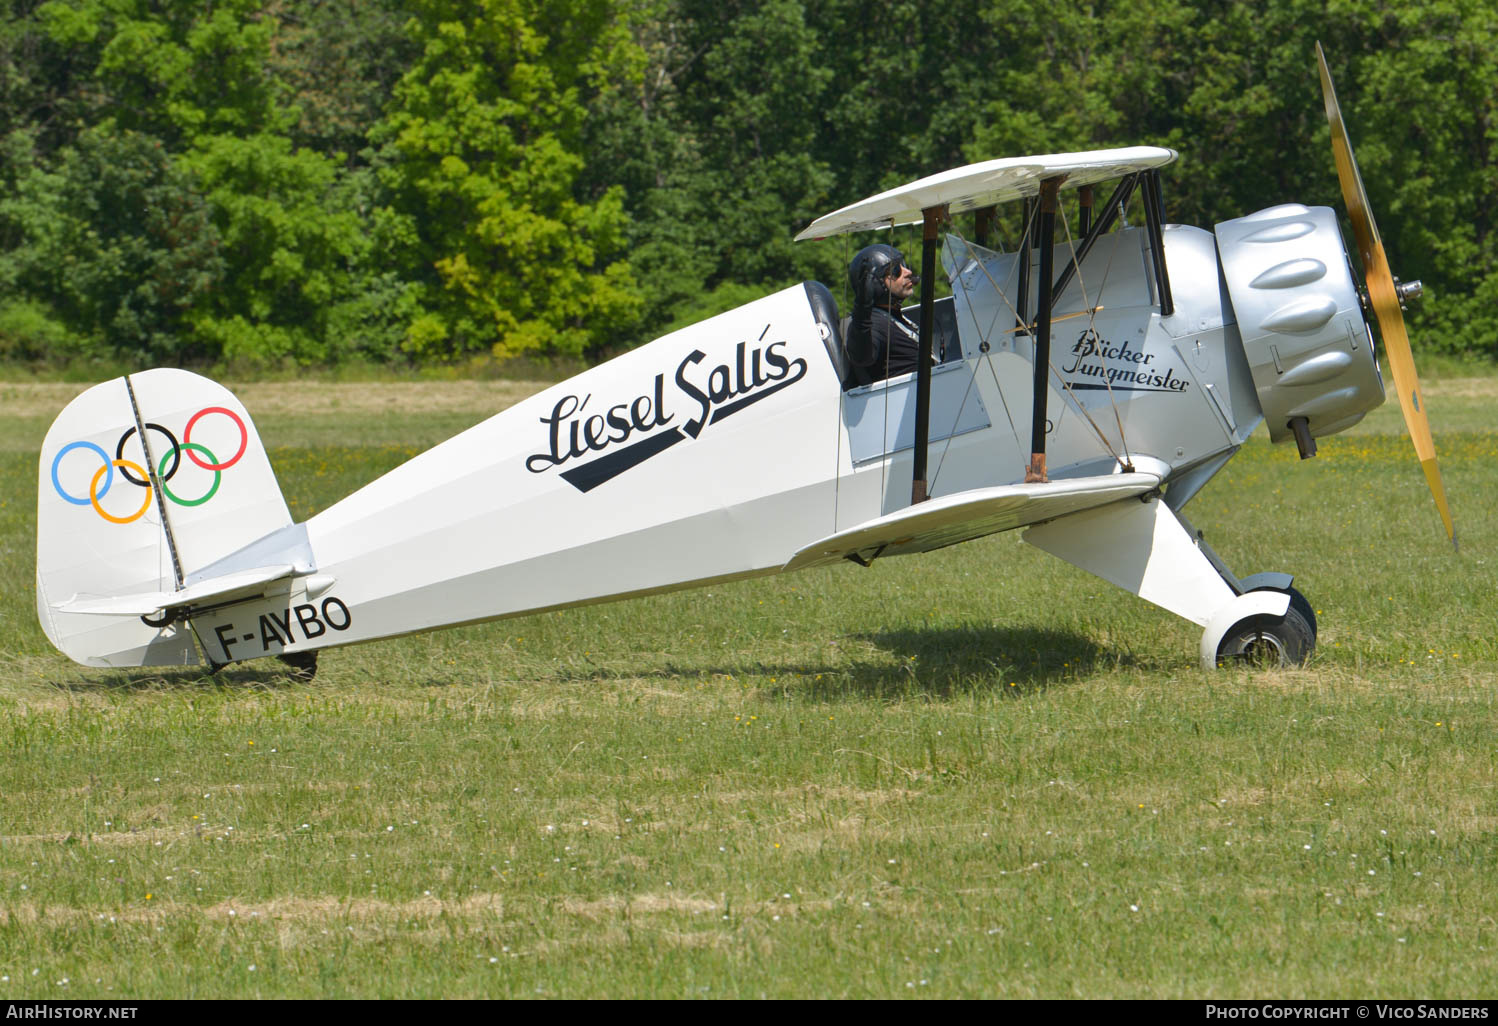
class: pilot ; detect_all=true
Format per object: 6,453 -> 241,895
845,244 -> 921,387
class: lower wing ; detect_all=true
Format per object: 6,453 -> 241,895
784,472 -> 1162,572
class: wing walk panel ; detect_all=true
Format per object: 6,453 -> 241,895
783,473 -> 1160,572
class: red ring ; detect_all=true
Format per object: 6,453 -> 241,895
182,407 -> 248,470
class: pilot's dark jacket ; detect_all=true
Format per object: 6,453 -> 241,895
846,302 -> 921,387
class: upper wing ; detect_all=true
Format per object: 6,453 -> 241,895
783,472 -> 1161,572
794,147 -> 1177,241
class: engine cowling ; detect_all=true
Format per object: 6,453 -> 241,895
1215,204 -> 1384,448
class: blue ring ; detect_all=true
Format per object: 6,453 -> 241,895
52,441 -> 113,505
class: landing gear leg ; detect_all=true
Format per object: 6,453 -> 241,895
1022,493 -> 1307,670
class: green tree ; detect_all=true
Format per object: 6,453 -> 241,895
37,0 -> 287,145
5,0 -> 1494,367
374,0 -> 641,360
1322,0 -> 1498,356
32,0 -> 412,365
0,126 -> 222,362
582,0 -> 848,345
1,0 -> 92,157
180,132 -> 372,364
263,0 -> 417,163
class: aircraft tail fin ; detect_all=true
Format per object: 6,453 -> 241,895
36,370 -> 295,667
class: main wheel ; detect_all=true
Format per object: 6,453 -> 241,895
1249,585 -> 1317,640
1215,606 -> 1315,667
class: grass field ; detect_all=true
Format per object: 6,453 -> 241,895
1,376 -> 1495,999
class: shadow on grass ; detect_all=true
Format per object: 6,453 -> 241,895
42,625 -> 1124,700
784,624 -> 1112,700
525,624 -> 1122,701
44,662 -> 316,693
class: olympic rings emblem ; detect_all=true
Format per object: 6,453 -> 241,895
50,407 -> 248,524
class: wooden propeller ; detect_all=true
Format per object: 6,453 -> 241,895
1317,42 -> 1456,548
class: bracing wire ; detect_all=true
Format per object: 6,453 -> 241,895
950,226 -> 1030,470
854,183 -> 1149,504
1024,187 -> 1142,471
1056,197 -> 1134,470
944,228 -> 1030,475
947,220 -> 1126,470
931,231 -> 1013,488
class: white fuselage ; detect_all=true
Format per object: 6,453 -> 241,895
186,226 -> 1263,664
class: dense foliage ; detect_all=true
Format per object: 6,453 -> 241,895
1,0 -> 1493,368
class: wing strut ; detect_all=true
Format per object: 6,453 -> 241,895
911,203 -> 948,504
1026,176 -> 1064,483
974,204 -> 997,248
1141,169 -> 1174,316
1016,198 -> 1034,332
1052,173 -> 1138,301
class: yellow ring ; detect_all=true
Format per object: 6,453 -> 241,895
91,460 -> 152,524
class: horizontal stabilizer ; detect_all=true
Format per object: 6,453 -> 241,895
53,564 -> 297,617
784,473 -> 1161,572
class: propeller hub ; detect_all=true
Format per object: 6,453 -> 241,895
1395,278 -> 1423,305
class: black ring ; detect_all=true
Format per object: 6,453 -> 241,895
115,423 -> 181,486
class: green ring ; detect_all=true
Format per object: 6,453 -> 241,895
160,443 -> 221,506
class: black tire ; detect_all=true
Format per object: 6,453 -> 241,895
278,651 -> 319,682
1215,606 -> 1315,667
1249,585 -> 1317,639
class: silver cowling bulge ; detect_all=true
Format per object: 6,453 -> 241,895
1214,204 -> 1384,445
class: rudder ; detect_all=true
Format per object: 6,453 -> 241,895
37,369 -> 293,667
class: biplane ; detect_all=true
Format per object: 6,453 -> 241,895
35,46 -> 1453,676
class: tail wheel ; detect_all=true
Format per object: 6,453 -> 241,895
1215,606 -> 1315,667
